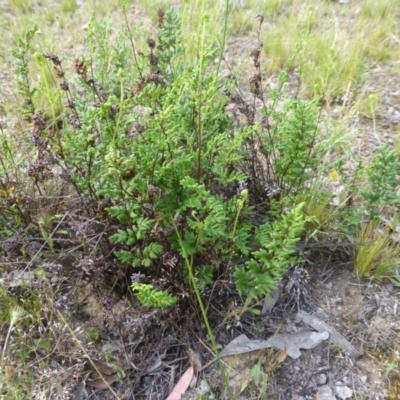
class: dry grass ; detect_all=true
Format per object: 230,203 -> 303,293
354,221 -> 400,278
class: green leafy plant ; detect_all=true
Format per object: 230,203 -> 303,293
8,8 -> 323,312
361,143 -> 400,217
8,6 -> 339,321
54,9 -> 258,306
11,25 -> 38,119
131,283 -> 178,308
264,98 -> 322,195
234,202 -> 307,300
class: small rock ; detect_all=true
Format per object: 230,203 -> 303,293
335,383 -> 353,399
198,379 -> 210,395
315,309 -> 329,320
385,108 -> 400,124
101,343 -> 118,353
9,271 -> 36,287
341,376 -> 350,385
316,373 -> 327,385
315,385 -> 335,400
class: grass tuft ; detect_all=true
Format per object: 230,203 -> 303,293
354,221 -> 399,278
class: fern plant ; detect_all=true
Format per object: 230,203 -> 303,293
262,96 -> 322,197
12,25 -> 38,119
12,9 -> 319,310
361,143 -> 400,217
131,283 -> 178,308
234,203 -> 307,300
60,8 -> 313,307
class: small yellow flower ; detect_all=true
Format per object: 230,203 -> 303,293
1,186 -> 14,197
368,94 -> 376,100
329,170 -> 339,180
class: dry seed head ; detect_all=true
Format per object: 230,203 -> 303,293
147,37 -> 156,49
68,113 -> 81,129
231,94 -> 244,105
245,103 -> 255,125
26,159 -> 53,181
238,102 -> 255,125
145,73 -> 164,85
60,170 -> 72,182
149,52 -> 159,67
250,45 -> 261,60
60,81 -> 69,91
221,86 -> 231,97
250,43 -> 262,68
74,59 -> 87,79
133,73 -> 165,94
55,68 -> 65,79
30,129 -> 48,149
66,98 -> 76,109
157,8 -> 165,28
44,53 -> 61,66
130,122 -> 146,134
255,14 -> 264,24
32,113 -> 46,131
249,73 -> 263,100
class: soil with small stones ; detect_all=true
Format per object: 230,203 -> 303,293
1,2 -> 400,400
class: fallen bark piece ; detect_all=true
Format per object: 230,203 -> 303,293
220,330 -> 329,360
296,311 -> 364,359
165,366 -> 194,400
262,287 -> 280,313
268,330 -> 329,358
